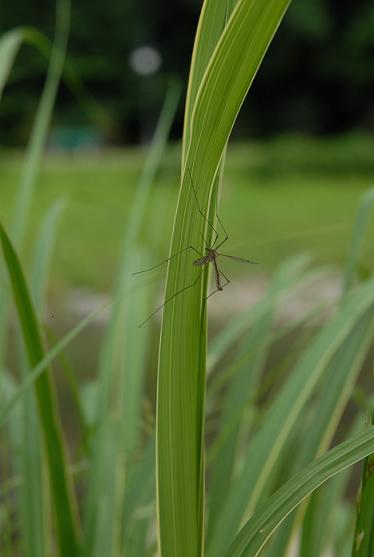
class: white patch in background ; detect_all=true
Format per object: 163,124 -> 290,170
129,46 -> 162,76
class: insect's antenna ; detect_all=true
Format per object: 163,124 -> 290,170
187,168 -> 220,247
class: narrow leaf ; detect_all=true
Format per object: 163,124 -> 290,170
157,1 -> 292,555
352,413 -> 374,556
208,278 -> 374,557
0,222 -> 80,555
226,427 -> 374,557
0,29 -> 24,102
342,186 -> 374,298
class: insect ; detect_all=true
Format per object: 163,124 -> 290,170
133,169 -> 257,327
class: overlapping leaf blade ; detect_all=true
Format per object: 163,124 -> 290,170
226,427 -> 374,557
17,200 -> 65,557
81,83 -> 180,556
207,277 -> 374,557
157,0 -> 292,555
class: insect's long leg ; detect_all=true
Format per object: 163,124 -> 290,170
215,235 -> 229,250
138,267 -> 206,328
187,169 -> 220,249
219,270 -> 231,288
212,213 -> 228,249
206,270 -> 231,300
187,168 -> 229,250
132,245 -> 203,276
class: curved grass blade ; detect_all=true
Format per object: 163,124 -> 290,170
0,0 -> 70,370
0,29 -> 24,102
266,309 -> 374,557
20,27 -> 114,131
342,186 -> 374,298
10,0 -> 69,249
0,300 -> 113,428
18,200 -> 65,557
29,198 -> 89,457
299,472 -> 349,557
207,277 -> 374,557
207,255 -> 310,372
182,0 -> 236,163
0,222 -> 80,555
352,411 -> 374,556
30,199 -> 66,311
0,25 -> 113,129
157,1 -> 293,555
225,427 -> 374,557
206,270 -> 333,544
207,306 -> 273,540
268,185 -> 374,556
81,83 -> 180,557
122,438 -> 156,557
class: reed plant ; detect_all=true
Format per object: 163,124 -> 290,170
1,0 -> 374,556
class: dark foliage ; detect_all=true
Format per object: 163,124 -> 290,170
0,0 -> 374,144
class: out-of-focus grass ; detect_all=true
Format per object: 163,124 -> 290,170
0,134 -> 373,292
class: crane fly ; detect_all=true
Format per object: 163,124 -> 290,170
193,249 -> 257,293
133,169 -> 257,327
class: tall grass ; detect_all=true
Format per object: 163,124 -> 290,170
1,0 -> 374,557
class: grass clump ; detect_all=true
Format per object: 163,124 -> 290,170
1,1 -> 374,557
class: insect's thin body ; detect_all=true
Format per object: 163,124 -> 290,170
212,259 -> 222,291
193,248 -> 217,267
193,248 -> 223,290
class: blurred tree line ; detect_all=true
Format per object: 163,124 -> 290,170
1,0 -> 374,145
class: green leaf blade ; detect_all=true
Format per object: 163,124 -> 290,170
157,0 -> 292,555
0,222 -> 80,556
207,278 -> 374,557
226,427 -> 374,557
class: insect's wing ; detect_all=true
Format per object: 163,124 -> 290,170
217,253 -> 258,264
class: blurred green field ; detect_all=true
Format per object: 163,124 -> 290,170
1,134 -> 373,295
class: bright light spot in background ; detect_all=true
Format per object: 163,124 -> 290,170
129,46 -> 162,75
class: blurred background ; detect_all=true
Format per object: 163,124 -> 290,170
1,3 -> 374,554
1,0 -> 374,348
1,0 -> 374,144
